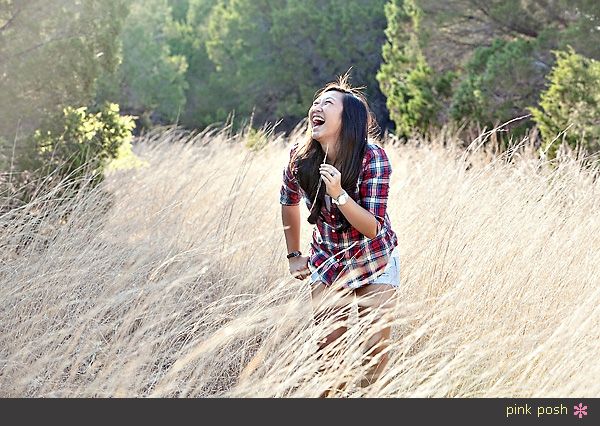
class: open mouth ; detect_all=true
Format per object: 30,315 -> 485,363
311,116 -> 325,129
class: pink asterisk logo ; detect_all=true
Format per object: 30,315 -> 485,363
574,403 -> 588,419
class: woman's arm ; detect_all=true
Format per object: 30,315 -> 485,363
320,164 -> 379,239
281,204 -> 310,279
280,143 -> 303,253
320,147 -> 392,240
280,145 -> 310,279
281,204 -> 301,254
335,197 -> 379,239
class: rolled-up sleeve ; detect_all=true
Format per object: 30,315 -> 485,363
358,146 -> 392,235
279,144 -> 302,206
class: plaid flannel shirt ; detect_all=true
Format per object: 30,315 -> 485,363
280,141 -> 398,289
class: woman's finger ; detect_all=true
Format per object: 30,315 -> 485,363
292,268 -> 310,279
320,172 -> 331,183
320,164 -> 339,174
323,169 -> 339,180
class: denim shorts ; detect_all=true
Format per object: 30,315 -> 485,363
308,246 -> 400,288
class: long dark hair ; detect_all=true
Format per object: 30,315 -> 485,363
291,74 -> 380,229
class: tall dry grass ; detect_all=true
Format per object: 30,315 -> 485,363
1,123 -> 599,397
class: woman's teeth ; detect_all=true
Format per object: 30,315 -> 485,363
312,118 -> 325,128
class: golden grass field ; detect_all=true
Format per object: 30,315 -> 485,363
1,123 -> 599,397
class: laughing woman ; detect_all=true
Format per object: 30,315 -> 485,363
280,76 -> 400,393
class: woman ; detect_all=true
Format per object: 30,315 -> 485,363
280,75 -> 400,393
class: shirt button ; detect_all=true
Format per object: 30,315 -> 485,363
331,215 -> 335,218
332,229 -> 336,233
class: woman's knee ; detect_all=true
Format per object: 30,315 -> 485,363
317,324 -> 349,350
363,325 -> 391,352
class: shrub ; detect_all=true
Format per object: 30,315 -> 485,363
529,48 -> 600,159
450,38 -> 550,136
32,102 -> 136,182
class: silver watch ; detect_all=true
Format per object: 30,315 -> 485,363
332,190 -> 349,206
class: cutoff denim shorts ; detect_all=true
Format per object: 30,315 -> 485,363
308,246 -> 400,288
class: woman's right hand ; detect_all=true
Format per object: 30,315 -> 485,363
289,255 -> 311,280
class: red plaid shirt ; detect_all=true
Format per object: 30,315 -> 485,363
280,141 -> 398,288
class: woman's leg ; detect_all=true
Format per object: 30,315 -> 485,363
311,281 -> 354,396
310,281 -> 354,351
355,283 -> 398,387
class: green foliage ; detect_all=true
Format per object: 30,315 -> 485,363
269,0 -> 389,128
5,0 -> 600,163
201,0 -> 390,132
0,0 -> 129,159
243,127 -> 269,152
550,1 -> 600,60
105,139 -> 148,172
391,0 -> 600,141
377,0 -> 454,137
95,0 -> 188,125
31,103 -> 136,181
530,48 -> 600,159
450,38 -> 550,133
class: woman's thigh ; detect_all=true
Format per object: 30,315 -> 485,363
356,284 -> 396,354
310,281 -> 354,322
355,284 -> 397,315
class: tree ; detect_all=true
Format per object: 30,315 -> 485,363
377,0 -> 453,137
162,0 -> 227,128
32,102 -> 135,182
95,0 -> 189,126
377,0 -> 600,138
203,0 -> 391,133
269,0 -> 391,131
0,0 -> 128,168
530,48 -> 600,159
450,38 -> 552,134
416,0 -> 600,71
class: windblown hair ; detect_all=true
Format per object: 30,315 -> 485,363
291,73 -> 380,229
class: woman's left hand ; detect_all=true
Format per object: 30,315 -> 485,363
319,164 -> 344,199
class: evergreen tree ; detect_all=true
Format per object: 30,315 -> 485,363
376,0 -> 453,137
530,48 -> 600,159
450,38 -> 552,135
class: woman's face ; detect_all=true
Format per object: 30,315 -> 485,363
308,90 -> 344,143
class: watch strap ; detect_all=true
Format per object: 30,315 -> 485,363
286,250 -> 302,259
332,190 -> 348,205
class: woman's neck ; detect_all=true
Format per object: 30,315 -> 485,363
321,140 -> 338,164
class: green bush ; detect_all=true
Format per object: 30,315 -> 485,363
380,56 -> 454,138
377,0 -> 454,138
529,48 -> 600,159
31,102 -> 136,182
450,38 -> 550,135
244,127 -> 269,152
